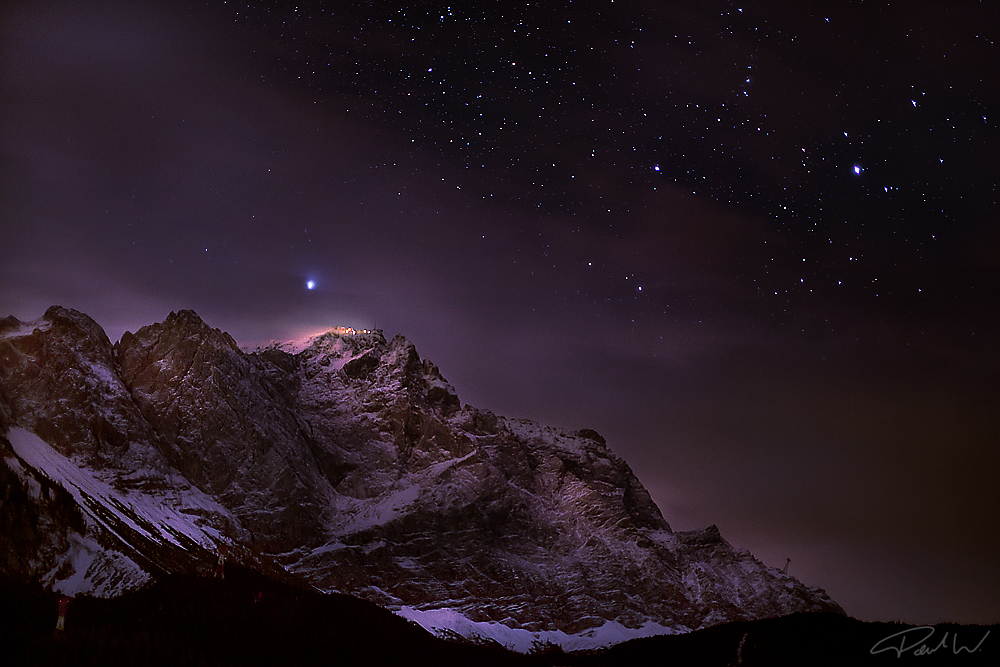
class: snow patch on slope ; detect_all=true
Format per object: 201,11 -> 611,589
4,433 -> 151,596
503,418 -> 591,459
248,328 -> 382,363
396,606 -> 679,653
0,318 -> 50,340
6,427 -> 226,551
336,482 -> 421,534
44,532 -> 151,598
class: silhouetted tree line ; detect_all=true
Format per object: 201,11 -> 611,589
0,566 -> 548,666
1,565 -> 996,666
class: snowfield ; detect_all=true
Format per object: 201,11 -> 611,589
5,427 -> 230,595
7,428 -> 227,553
396,605 -> 681,653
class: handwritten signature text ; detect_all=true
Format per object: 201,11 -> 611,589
871,626 -> 990,658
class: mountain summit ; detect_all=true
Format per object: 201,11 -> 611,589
0,307 -> 841,649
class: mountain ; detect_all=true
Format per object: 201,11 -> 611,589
0,306 -> 841,650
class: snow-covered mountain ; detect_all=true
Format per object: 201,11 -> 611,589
0,306 -> 841,650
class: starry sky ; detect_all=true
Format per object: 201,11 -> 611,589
2,0 -> 998,625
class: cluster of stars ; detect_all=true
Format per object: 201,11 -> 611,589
218,1 -> 996,332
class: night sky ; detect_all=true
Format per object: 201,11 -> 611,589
2,0 -> 998,625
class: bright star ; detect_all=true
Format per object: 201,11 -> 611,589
306,280 -> 316,290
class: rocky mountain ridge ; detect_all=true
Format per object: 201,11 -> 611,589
0,306 -> 842,649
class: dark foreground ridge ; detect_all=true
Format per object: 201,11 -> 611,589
2,566 -> 995,667
0,565 -> 528,667
594,613 -> 998,667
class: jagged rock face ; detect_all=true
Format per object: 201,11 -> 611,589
0,307 -> 158,469
0,432 -> 154,596
115,310 -> 329,550
0,306 -> 842,635
0,435 -> 85,576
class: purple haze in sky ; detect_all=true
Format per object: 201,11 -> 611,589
2,0 -> 998,624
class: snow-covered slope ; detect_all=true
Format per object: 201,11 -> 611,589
1,431 -> 149,597
0,306 -> 842,650
6,427 -> 227,564
396,605 -> 681,653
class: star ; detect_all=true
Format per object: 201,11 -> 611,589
306,280 -> 316,290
